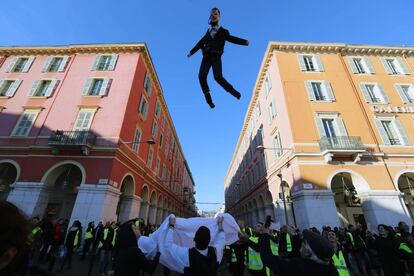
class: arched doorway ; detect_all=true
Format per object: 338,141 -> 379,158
43,164 -> 83,221
331,172 -> 366,228
264,191 -> 275,219
116,175 -> 135,223
139,186 -> 149,223
398,172 -> 414,220
0,162 -> 18,201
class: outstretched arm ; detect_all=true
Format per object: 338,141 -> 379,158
226,31 -> 249,46
164,216 -> 189,271
211,216 -> 226,262
188,37 -> 204,57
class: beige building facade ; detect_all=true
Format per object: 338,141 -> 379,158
224,42 -> 414,230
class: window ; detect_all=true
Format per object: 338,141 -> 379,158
132,128 -> 142,153
375,118 -> 410,146
162,164 -> 167,179
395,84 -> 414,103
165,140 -> 169,156
35,80 -> 51,97
0,79 -> 22,97
273,133 -> 283,159
159,134 -> 163,148
147,148 -> 154,168
48,57 -> 63,72
315,115 -> 347,138
312,82 -> 324,100
154,101 -> 160,117
381,58 -> 410,75
82,78 -> 112,96
161,116 -> 166,129
348,57 -> 375,74
13,58 -> 28,72
151,120 -> 158,138
155,158 -> 161,176
354,58 -> 366,74
268,101 -> 276,122
143,72 -> 153,95
322,119 -> 336,137
11,110 -> 39,136
74,110 -> 95,131
42,56 -> 70,72
6,56 -> 35,73
92,54 -> 118,71
360,83 -> 389,104
299,54 -> 324,72
264,72 -> 272,97
29,79 -> 59,97
305,81 -> 335,102
138,95 -> 149,119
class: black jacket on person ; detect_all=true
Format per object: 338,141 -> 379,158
183,247 -> 218,276
189,27 -> 248,56
259,234 -> 338,276
368,234 -> 404,276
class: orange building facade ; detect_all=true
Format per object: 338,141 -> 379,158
224,42 -> 414,230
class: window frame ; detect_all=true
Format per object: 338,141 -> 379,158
73,108 -> 97,131
132,127 -> 143,153
11,109 -> 40,137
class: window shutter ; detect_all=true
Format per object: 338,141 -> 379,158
335,118 -> 348,136
5,57 -> 18,73
315,117 -> 326,138
45,79 -> 60,97
0,79 -> 4,92
91,55 -> 101,71
381,58 -> 392,74
108,54 -> 118,71
305,81 -> 316,101
377,84 -> 389,104
99,78 -> 112,96
82,78 -> 93,95
360,84 -> 372,103
314,55 -> 324,72
42,56 -> 53,72
58,56 -> 70,72
397,58 -> 410,75
28,80 -> 41,96
266,71 -> 272,89
7,79 -> 22,97
297,54 -> 306,71
324,81 -> 335,101
374,119 -> 391,145
394,120 -> 410,145
23,56 -> 35,72
395,84 -> 409,103
348,57 -> 358,73
364,57 -> 375,74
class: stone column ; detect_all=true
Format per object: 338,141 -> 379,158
7,182 -> 51,217
291,189 -> 339,230
148,205 -> 157,225
139,202 -> 150,223
117,195 -> 142,223
163,209 -> 168,220
359,190 -> 413,230
156,208 -> 164,225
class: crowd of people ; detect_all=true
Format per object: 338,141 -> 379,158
2,200 -> 414,276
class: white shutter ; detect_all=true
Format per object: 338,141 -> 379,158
45,79 -> 59,97
374,119 -> 391,145
305,81 -> 316,101
314,55 -> 324,72
5,57 -> 18,72
315,117 -> 326,138
0,79 -> 4,93
82,78 -> 93,95
266,71 -> 272,89
108,54 -> 118,71
335,118 -> 348,136
397,58 -> 410,75
42,56 -> 53,72
99,78 -> 112,96
377,84 -> 389,104
395,85 -> 409,103
297,54 -> 306,71
28,80 -> 41,96
22,56 -> 35,72
360,84 -> 372,103
348,57 -> 358,73
91,55 -> 101,71
7,79 -> 22,97
394,120 -> 410,145
363,57 -> 375,74
324,81 -> 335,101
381,58 -> 393,74
58,56 -> 70,72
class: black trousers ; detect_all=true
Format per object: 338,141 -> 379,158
198,54 -> 236,95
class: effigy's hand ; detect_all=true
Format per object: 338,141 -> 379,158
187,52 -> 192,58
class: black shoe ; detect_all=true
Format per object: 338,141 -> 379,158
204,92 -> 215,108
229,89 -> 241,100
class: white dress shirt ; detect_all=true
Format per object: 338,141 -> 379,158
209,25 -> 221,38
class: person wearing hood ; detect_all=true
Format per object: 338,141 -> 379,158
258,226 -> 338,276
113,219 -> 159,276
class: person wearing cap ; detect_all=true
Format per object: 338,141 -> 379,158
165,214 -> 226,276
258,226 -> 339,276
327,230 -> 351,276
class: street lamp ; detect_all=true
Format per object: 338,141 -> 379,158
120,139 -> 156,145
255,145 -> 293,154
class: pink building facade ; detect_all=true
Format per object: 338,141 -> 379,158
0,44 -> 196,228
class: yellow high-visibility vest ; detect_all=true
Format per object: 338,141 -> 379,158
286,233 -> 292,252
346,232 -> 355,247
332,250 -> 350,276
73,229 -> 80,247
28,226 -> 42,244
98,228 -> 109,249
270,240 -> 279,256
112,229 -> 117,247
85,229 -> 93,240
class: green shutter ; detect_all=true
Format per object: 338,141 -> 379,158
335,118 -> 348,136
381,58 -> 392,74
348,57 -> 358,73
315,117 -> 326,138
375,119 -> 391,145
360,84 -> 372,103
314,55 -> 324,72
42,56 -> 53,72
45,79 -> 59,97
23,56 -> 35,72
28,80 -> 41,96
305,81 -> 316,101
378,84 -> 389,104
108,54 -> 118,71
58,56 -> 70,72
395,84 -> 409,103
92,55 -> 101,71
0,79 -> 4,93
297,54 -> 306,71
99,78 -> 112,96
7,79 -> 22,97
364,57 -> 375,74
324,81 -> 335,101
394,119 -> 410,145
82,78 -> 93,95
5,57 -> 17,72
397,58 -> 410,75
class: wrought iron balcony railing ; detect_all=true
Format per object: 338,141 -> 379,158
48,130 -> 96,147
318,136 -> 365,151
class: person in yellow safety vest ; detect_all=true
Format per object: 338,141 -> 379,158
242,223 -> 270,276
327,230 -> 351,276
269,230 -> 279,256
60,220 -> 82,271
27,216 -> 42,245
398,233 -> 414,276
81,221 -> 95,259
226,239 -> 248,276
279,225 -> 296,258
98,221 -> 116,275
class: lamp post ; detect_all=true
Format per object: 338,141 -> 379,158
119,139 -> 156,145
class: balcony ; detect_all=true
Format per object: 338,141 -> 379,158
48,130 -> 96,155
318,136 -> 365,163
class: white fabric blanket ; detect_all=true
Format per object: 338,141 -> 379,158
137,213 -> 240,273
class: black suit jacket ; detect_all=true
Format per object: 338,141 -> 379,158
190,26 -> 248,56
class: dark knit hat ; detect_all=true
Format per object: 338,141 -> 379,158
194,226 -> 211,250
302,229 -> 334,261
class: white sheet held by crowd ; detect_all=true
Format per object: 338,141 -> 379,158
137,213 -> 240,273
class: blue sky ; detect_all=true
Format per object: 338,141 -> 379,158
2,0 -> 413,211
